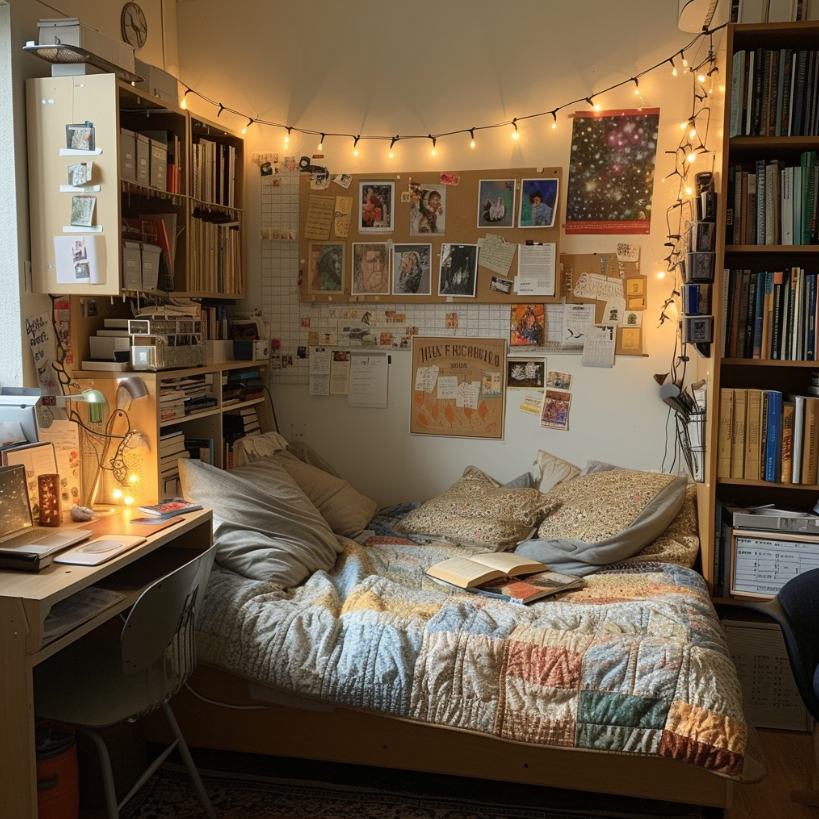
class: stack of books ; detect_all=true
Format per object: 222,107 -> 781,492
159,374 -> 217,420
184,436 -> 214,464
222,368 -> 265,405
158,430 -> 189,495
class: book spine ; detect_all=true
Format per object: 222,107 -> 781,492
764,390 -> 783,482
721,268 -> 733,358
781,399 -> 795,484
752,48 -> 766,135
745,389 -> 763,480
756,158 -> 767,245
730,50 -> 746,137
752,271 -> 767,358
744,272 -> 758,358
774,48 -> 786,137
718,388 -> 735,478
746,172 -> 757,244
801,396 -> 819,484
726,165 -> 736,244
793,394 -> 806,483
731,388 -> 748,478
771,270 -> 784,360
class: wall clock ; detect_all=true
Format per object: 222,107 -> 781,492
121,2 -> 148,50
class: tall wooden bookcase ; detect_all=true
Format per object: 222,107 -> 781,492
701,21 -> 819,602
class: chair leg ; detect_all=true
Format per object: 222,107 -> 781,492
792,722 -> 819,806
162,701 -> 217,818
78,728 -> 120,819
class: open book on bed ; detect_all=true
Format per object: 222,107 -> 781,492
425,553 -> 583,604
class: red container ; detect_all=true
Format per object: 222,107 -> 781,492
36,725 -> 79,819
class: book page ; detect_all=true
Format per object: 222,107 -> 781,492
469,551 -> 546,574
425,556 -> 503,588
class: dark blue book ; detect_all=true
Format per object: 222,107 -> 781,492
764,390 -> 784,482
806,274 -> 817,360
752,271 -> 767,359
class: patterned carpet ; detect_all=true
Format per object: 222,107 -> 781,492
120,766 -> 710,819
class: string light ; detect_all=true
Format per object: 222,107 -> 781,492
353,135 -> 360,156
469,128 -> 475,148
669,57 -> 677,77
180,87 -> 192,109
550,110 -> 558,130
429,135 -> 437,156
241,117 -> 253,134
284,126 -> 292,146
633,78 -> 640,95
216,103 -> 225,118
318,133 -> 325,151
511,118 -> 519,139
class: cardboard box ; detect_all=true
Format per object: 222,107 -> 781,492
122,241 -> 142,290
148,139 -> 167,191
206,340 -> 233,364
119,128 -> 137,182
134,59 -> 180,106
37,18 -> 135,74
135,134 -> 150,187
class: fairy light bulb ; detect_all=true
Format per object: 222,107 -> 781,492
429,135 -> 437,156
112,488 -> 123,500
241,118 -> 253,135
687,151 -> 697,163
697,72 -> 706,83
318,134 -> 325,151
511,119 -> 519,139
469,128 -> 475,149
284,127 -> 291,147
657,270 -> 666,280
685,185 -> 693,196
124,495 -> 134,506
353,135 -> 360,156
689,127 -> 697,139
680,122 -> 688,130
129,474 -> 138,484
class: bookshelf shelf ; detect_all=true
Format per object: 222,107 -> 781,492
701,21 -> 819,603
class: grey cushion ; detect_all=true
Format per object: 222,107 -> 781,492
515,470 -> 687,576
179,459 -> 341,587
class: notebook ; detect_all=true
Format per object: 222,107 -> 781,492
0,464 -> 92,555
54,535 -> 147,566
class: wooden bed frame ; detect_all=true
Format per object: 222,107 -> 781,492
143,662 -> 733,811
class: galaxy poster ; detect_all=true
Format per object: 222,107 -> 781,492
565,108 -> 659,235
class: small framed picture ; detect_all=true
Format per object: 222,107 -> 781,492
359,181 -> 395,232
519,178 -> 559,228
393,243 -> 432,295
307,242 -> 344,294
510,303 -> 546,347
352,242 -> 391,295
682,315 -> 713,344
438,244 -> 478,297
506,358 -> 545,390
65,121 -> 95,151
477,179 -> 515,228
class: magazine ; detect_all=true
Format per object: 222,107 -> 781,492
136,498 -> 202,517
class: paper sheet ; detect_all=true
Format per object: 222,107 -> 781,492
36,418 -> 81,521
348,352 -> 389,408
477,234 -> 517,276
304,195 -> 335,240
308,347 -> 331,395
562,304 -> 595,349
581,323 -> 617,368
330,352 -> 350,395
516,243 -> 555,296
334,196 -> 353,238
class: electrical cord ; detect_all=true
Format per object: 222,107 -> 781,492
184,681 -> 268,711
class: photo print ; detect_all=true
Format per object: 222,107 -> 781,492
507,359 -> 546,390
65,121 -> 95,151
546,370 -> 572,390
352,242 -> 391,296
67,161 -> 93,187
393,243 -> 432,295
478,179 -> 516,228
519,178 -> 559,228
409,183 -> 446,235
70,195 -> 96,227
438,243 -> 478,297
539,389 -> 572,431
510,303 -> 546,347
359,181 -> 394,231
307,242 -> 344,294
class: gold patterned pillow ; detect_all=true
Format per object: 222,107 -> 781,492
536,469 -> 681,542
395,466 -> 558,551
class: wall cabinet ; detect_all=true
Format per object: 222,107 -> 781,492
26,74 -> 244,298
701,21 -> 819,602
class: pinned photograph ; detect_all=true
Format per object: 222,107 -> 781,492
478,179 -> 515,228
72,238 -> 88,263
507,359 -> 546,390
67,161 -> 93,187
490,276 -> 513,294
393,243 -> 432,295
70,195 -> 96,227
359,181 -> 394,231
352,242 -> 391,295
438,244 -> 478,297
307,242 -> 344,293
519,178 -> 559,228
539,389 -> 572,430
546,371 -> 572,390
510,303 -> 546,347
65,122 -> 95,151
481,371 -> 503,397
409,183 -> 446,234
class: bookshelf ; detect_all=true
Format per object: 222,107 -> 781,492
26,73 -> 244,299
702,21 -> 819,603
73,361 -> 270,504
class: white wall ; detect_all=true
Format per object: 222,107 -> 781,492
176,1 -> 720,504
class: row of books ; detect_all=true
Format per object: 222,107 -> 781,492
718,386 -> 819,485
191,138 -> 237,208
158,430 -> 190,496
721,268 -> 818,360
188,214 -> 243,294
222,368 -> 265,406
725,152 -> 818,247
729,47 -> 819,138
201,303 -> 231,341
159,373 -> 217,421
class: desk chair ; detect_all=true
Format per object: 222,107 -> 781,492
745,567 -> 819,806
35,546 -> 217,819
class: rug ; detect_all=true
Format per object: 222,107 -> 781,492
120,767 -> 708,819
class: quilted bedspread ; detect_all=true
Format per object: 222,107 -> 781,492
196,507 -> 764,783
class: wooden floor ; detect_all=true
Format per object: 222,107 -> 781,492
729,730 -> 817,819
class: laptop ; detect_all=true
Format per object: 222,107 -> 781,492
0,464 -> 92,556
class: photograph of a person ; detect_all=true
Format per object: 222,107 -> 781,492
410,184 -> 446,234
477,179 -> 515,228
393,243 -> 432,295
438,244 -> 478,297
359,181 -> 394,231
510,303 -> 546,347
519,178 -> 559,228
307,242 -> 344,293
352,242 -> 391,295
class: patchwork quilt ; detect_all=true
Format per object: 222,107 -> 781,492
196,505 -> 764,783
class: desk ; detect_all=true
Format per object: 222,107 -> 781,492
0,508 -> 212,819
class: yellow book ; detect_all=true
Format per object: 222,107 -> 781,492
744,388 -> 763,480
730,388 -> 747,479
718,388 -> 734,478
781,400 -> 795,485
801,397 -> 819,485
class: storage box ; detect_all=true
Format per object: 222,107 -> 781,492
206,340 -> 233,363
134,59 -> 180,106
233,339 -> 270,361
119,128 -> 136,182
130,338 -> 206,370
141,243 -> 162,291
121,241 -> 142,290
37,17 -> 135,74
135,133 -> 150,187
89,335 -> 131,360
148,139 -> 167,191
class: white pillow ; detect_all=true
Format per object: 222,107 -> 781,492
179,459 -> 341,587
532,449 -> 581,493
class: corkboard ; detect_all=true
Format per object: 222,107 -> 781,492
410,336 -> 506,439
299,168 -> 562,305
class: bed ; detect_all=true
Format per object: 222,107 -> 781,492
147,440 -> 766,810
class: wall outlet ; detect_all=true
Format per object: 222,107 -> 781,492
290,422 -> 307,442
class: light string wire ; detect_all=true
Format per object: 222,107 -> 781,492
176,26 -> 725,150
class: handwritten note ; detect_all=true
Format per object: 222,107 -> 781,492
477,234 -> 517,276
334,196 -> 353,238
415,365 -> 439,394
304,195 -> 335,240
436,376 -> 458,399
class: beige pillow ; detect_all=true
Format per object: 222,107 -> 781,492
272,450 -> 378,537
532,449 -> 581,493
395,466 -> 557,551
537,469 -> 683,543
